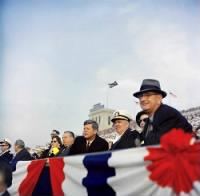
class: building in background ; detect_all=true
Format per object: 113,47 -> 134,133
89,103 -> 114,131
88,103 -> 137,142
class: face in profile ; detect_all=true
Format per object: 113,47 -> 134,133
62,132 -> 74,146
83,124 -> 97,140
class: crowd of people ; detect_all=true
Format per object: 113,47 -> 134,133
0,78 -> 199,196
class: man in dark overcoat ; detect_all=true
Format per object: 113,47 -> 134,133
69,120 -> 108,155
133,79 -> 193,145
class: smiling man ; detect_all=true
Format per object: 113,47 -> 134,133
110,110 -> 140,150
69,120 -> 108,155
133,79 -> 193,145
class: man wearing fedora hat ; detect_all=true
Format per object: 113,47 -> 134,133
110,110 -> 140,150
133,79 -> 193,145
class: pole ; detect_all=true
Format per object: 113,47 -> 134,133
106,86 -> 109,108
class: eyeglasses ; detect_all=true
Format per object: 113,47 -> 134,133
0,144 -> 8,147
139,118 -> 148,124
51,140 -> 58,143
138,92 -> 158,98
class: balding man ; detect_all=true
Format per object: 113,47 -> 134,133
133,79 -> 193,145
10,139 -> 33,170
60,131 -> 75,156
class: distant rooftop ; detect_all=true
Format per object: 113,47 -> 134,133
90,103 -> 105,112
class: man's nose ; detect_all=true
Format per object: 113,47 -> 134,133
139,96 -> 146,102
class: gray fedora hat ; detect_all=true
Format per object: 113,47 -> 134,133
133,79 -> 167,98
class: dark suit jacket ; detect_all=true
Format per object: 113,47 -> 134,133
13,148 -> 33,162
111,128 -> 140,150
1,190 -> 10,196
10,148 -> 33,170
69,135 -> 108,155
142,104 -> 193,145
0,151 -> 13,164
59,145 -> 71,157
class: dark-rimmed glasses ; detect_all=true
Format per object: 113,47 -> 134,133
139,118 -> 148,124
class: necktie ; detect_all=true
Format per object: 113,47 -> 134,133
86,141 -> 90,152
145,118 -> 153,138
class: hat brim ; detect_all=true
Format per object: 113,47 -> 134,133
111,116 -> 130,122
0,141 -> 11,148
133,89 -> 167,98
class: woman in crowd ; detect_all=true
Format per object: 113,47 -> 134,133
40,135 -> 62,158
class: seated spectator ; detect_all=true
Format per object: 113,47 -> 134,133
136,111 -> 149,145
69,120 -> 108,155
60,131 -> 75,156
133,79 -> 193,145
0,161 -> 12,196
0,139 -> 13,164
136,111 -> 149,131
40,135 -> 62,158
110,110 -> 140,150
10,139 -> 33,171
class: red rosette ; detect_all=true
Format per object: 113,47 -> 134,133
144,128 -> 200,195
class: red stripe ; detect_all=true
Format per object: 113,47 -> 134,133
49,157 -> 65,196
19,159 -> 46,196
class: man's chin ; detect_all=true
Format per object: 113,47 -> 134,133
142,108 -> 150,114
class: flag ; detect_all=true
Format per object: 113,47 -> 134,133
8,129 -> 200,196
169,91 -> 177,98
108,81 -> 118,88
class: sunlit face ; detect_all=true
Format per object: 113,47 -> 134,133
83,124 -> 97,140
62,132 -> 74,146
138,92 -> 162,115
113,119 -> 129,135
51,138 -> 60,148
139,114 -> 149,129
14,144 -> 18,153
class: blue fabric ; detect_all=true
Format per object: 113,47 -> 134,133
83,152 -> 116,196
32,166 -> 52,196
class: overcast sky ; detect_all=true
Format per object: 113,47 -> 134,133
0,0 -> 199,148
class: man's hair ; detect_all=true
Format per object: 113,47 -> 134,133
15,139 -> 25,149
0,161 -> 12,188
84,120 -> 99,131
63,131 -> 75,138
